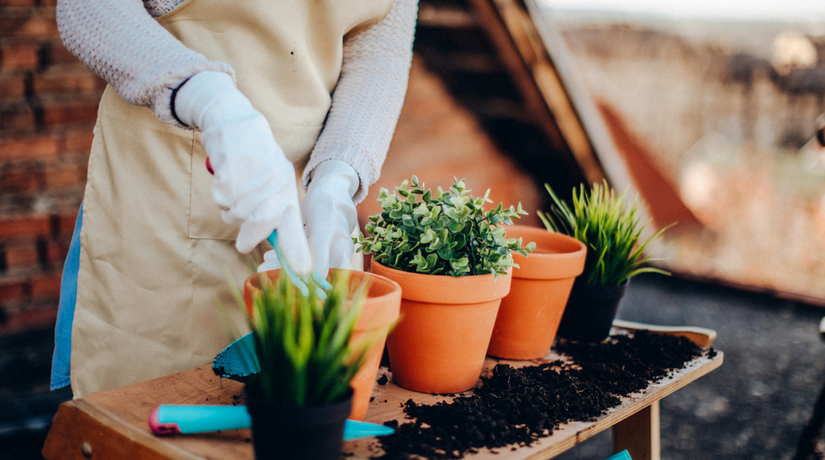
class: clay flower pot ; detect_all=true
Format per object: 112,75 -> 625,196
556,279 -> 629,343
245,385 -> 352,460
244,269 -> 401,421
487,225 -> 587,360
370,260 -> 512,394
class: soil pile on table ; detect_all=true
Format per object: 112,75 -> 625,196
373,330 -> 713,459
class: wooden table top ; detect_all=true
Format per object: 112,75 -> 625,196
43,321 -> 723,460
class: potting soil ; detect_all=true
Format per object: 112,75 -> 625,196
372,330 -> 714,459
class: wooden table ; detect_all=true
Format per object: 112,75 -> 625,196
43,320 -> 722,460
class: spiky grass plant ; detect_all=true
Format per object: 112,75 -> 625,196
246,271 -> 371,406
538,181 -> 671,287
355,176 -> 535,278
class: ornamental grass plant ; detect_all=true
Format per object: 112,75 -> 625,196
538,181 -> 671,287
355,176 -> 535,277
245,271 -> 371,406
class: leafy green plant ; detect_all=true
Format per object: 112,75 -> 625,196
538,181 -> 672,287
245,272 -> 371,406
355,176 -> 535,277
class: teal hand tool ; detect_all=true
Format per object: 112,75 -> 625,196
148,404 -> 394,441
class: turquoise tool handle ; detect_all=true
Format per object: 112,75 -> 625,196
149,404 -> 395,440
604,450 -> 632,460
150,405 -> 250,435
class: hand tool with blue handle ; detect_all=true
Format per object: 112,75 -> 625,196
148,404 -> 394,441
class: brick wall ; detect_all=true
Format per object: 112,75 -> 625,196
0,0 -> 104,336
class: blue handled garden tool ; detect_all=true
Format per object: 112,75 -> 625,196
148,404 -> 394,441
206,155 -> 331,381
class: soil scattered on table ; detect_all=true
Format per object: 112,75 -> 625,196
372,330 -> 713,459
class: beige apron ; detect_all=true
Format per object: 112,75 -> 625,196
71,0 -> 393,397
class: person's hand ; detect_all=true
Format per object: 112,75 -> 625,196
174,71 -> 311,275
300,160 -> 360,278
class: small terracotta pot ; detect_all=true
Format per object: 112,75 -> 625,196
370,261 -> 512,394
487,226 -> 587,360
244,269 -> 401,421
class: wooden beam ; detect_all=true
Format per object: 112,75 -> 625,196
613,401 -> 662,460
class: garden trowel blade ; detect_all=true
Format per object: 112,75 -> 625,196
212,332 -> 260,382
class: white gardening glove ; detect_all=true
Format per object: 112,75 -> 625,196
299,160 -> 359,278
174,71 -> 312,276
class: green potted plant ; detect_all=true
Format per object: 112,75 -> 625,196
244,271 -> 372,460
539,181 -> 671,342
355,176 -> 534,393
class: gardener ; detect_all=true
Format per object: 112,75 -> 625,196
50,0 -> 418,398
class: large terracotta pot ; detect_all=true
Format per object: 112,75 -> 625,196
244,269 -> 401,421
370,260 -> 512,394
487,226 -> 587,359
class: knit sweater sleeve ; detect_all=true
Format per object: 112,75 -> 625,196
302,0 -> 419,204
55,0 -> 234,127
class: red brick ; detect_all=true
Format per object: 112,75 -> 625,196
0,43 -> 39,70
0,16 -> 58,38
0,215 -> 51,238
43,42 -> 79,66
46,238 -> 68,265
0,278 -> 28,303
40,98 -> 99,127
0,74 -> 27,100
62,128 -> 95,153
0,104 -> 36,132
0,168 -> 42,193
54,211 -> 78,237
30,271 -> 61,299
4,241 -> 39,271
33,68 -> 104,97
0,0 -> 37,6
43,164 -> 84,188
0,136 -> 59,161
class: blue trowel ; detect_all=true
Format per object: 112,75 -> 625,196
212,331 -> 259,382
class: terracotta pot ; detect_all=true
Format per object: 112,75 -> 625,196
370,260 -> 512,394
487,226 -> 587,360
556,279 -> 629,343
245,386 -> 352,460
244,269 -> 401,421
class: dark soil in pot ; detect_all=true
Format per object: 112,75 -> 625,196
373,330 -> 715,459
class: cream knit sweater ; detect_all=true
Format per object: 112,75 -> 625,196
56,0 -> 418,203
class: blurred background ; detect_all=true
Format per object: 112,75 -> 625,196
2,0 -> 825,459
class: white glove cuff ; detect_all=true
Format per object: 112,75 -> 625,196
173,71 -> 257,130
310,160 -> 360,198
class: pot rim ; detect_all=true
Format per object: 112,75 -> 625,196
244,268 -> 402,331
370,260 -> 512,304
506,225 -> 587,279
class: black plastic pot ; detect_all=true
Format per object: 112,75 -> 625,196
245,386 -> 352,460
556,279 -> 629,342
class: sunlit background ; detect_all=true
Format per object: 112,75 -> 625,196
537,0 -> 825,304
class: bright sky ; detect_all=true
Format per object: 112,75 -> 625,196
540,0 -> 825,22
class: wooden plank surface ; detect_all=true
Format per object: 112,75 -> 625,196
43,323 -> 722,460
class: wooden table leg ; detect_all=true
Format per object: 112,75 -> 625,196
612,400 -> 661,460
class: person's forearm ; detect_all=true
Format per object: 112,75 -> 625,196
303,0 -> 419,204
56,0 -> 233,126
